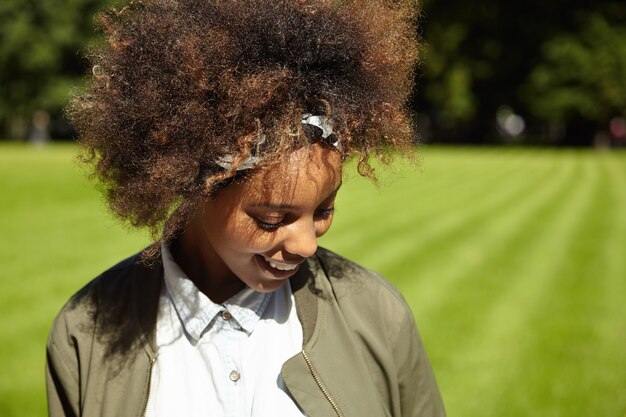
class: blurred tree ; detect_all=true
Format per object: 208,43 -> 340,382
523,13 -> 626,145
1,0 -> 624,144
415,0 -> 626,145
0,0 -> 112,139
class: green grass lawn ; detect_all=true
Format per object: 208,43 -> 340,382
1,143 -> 625,416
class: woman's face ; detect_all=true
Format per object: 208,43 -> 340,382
180,143 -> 343,297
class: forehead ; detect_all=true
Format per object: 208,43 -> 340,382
237,144 -> 342,205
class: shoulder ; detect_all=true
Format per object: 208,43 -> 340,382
313,247 -> 414,336
312,248 -> 446,416
314,247 -> 410,308
51,253 -> 151,323
48,252 -> 162,359
49,254 -> 139,329
46,253 -> 163,417
74,253 -> 159,302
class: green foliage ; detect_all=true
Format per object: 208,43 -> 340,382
0,0 -> 111,136
416,0 -> 626,143
525,14 -> 626,123
0,0 -> 625,142
1,144 -> 625,416
421,23 -> 477,126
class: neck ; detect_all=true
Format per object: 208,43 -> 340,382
171,228 -> 245,304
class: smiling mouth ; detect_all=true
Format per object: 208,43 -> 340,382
262,256 -> 300,271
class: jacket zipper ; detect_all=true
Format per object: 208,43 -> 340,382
141,357 -> 157,417
301,350 -> 344,417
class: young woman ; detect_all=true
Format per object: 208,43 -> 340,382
46,0 -> 445,416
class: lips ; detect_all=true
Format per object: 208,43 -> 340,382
256,255 -> 302,278
264,257 -> 299,271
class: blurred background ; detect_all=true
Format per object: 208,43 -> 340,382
2,0 -> 626,146
0,0 -> 625,416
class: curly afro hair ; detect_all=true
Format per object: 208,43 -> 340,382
68,0 -> 420,254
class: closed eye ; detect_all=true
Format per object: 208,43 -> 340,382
314,207 -> 335,220
253,217 -> 284,232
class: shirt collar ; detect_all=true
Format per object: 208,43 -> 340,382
161,244 -> 270,342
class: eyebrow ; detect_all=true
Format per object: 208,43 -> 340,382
252,182 -> 342,210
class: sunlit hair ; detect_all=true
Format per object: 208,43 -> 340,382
67,0 -> 421,256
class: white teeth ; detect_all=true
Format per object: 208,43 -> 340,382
264,257 -> 299,271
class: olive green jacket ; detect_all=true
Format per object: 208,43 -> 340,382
46,247 -> 445,417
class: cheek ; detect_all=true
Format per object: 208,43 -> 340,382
315,216 -> 334,238
235,234 -> 278,254
222,216 -> 279,253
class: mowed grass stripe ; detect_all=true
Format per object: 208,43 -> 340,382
598,154 -> 626,411
602,154 -> 626,333
1,145 -> 625,417
0,147 -> 145,325
512,153 -> 626,417
355,153 -> 559,273
443,153 -> 597,417
396,152 -> 577,362
332,146 -> 530,224
328,147 -> 533,245
424,155 -> 626,416
519,152 -> 626,416
418,152 -> 575,415
0,145 -> 147,417
501,153 -> 625,417
325,149 -> 543,265
385,152 -> 580,412
376,151 -> 577,320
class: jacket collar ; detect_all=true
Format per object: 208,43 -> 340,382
289,256 -> 321,345
140,250 -> 322,357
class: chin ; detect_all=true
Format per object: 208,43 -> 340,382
249,278 -> 290,293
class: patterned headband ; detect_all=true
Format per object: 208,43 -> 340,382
216,113 -> 340,172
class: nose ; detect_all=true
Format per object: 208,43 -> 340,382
283,220 -> 318,258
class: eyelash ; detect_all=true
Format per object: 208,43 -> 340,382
254,208 -> 335,232
255,220 -> 282,232
316,207 -> 335,219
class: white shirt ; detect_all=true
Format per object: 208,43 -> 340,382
145,246 -> 306,417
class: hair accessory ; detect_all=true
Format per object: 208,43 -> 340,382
215,135 -> 265,172
301,113 -> 341,150
216,114 -> 339,171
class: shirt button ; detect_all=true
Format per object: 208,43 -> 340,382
229,370 -> 241,382
221,310 -> 232,320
